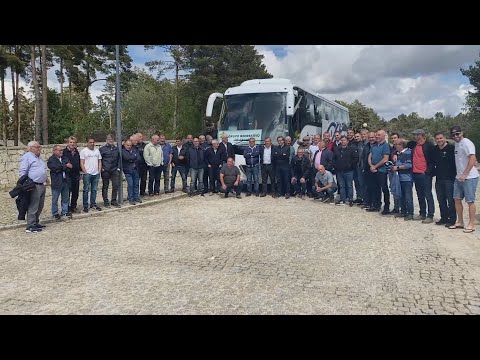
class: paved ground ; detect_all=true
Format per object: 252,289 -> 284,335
1,190 -> 480,314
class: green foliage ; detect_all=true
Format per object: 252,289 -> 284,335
336,99 -> 386,132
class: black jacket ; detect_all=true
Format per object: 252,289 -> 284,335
99,144 -> 120,172
219,141 -> 235,160
135,142 -> 147,169
47,155 -> 69,189
172,146 -> 188,166
432,143 -> 456,181
361,142 -> 374,171
63,146 -> 81,177
9,175 -> 35,220
273,145 -> 291,168
312,148 -> 334,172
408,141 -> 435,175
290,156 -> 312,179
122,147 -> 140,174
205,147 -> 225,168
333,145 -> 359,172
186,146 -> 206,170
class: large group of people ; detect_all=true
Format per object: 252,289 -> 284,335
13,125 -> 478,235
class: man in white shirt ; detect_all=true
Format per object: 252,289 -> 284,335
260,137 -> 275,197
80,137 -> 102,212
309,134 -> 321,161
449,126 -> 479,233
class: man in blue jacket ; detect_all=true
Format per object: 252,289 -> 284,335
47,145 -> 71,219
391,139 -> 414,220
243,137 -> 261,196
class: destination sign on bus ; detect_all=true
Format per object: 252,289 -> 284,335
219,130 -> 263,144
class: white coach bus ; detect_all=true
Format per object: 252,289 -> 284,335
205,78 -> 350,179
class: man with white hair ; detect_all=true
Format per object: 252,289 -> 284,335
47,144 -> 71,220
134,133 -> 149,197
19,141 -> 48,233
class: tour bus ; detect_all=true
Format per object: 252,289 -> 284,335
205,78 -> 350,180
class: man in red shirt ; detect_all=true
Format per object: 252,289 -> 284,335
411,129 -> 435,223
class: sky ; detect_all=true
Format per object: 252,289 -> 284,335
3,45 -> 480,121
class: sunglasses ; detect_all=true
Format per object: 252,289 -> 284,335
451,132 -> 461,136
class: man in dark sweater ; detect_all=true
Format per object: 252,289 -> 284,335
432,132 -> 457,226
186,138 -> 206,196
171,137 -> 188,193
243,137 -> 261,196
99,134 -> 120,208
333,136 -> 359,206
206,140 -> 225,193
63,136 -> 81,213
290,147 -> 312,199
273,136 -> 292,198
47,145 -> 71,219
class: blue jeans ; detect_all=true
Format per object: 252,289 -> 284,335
336,170 -> 354,202
125,171 -> 140,202
413,173 -> 434,218
453,177 -> 479,203
189,168 -> 204,193
160,165 -> 170,192
52,181 -> 70,216
171,165 -> 187,190
313,184 -> 337,199
435,179 -> 456,223
83,173 -> 99,208
389,171 -> 400,211
400,181 -> 414,216
246,165 -> 260,194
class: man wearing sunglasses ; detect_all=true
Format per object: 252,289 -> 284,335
449,126 -> 479,233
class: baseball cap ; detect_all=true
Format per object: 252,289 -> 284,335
450,126 -> 462,134
412,129 -> 426,135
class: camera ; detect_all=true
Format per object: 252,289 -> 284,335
385,161 -> 394,170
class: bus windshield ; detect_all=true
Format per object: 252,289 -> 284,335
221,92 -> 286,143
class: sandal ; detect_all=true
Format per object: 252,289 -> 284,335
448,224 -> 464,229
463,228 -> 475,233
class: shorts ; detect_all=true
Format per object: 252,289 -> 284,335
453,177 -> 479,203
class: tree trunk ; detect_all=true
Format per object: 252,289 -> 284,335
41,45 -> 48,144
30,45 -> 42,142
68,76 -> 72,102
60,57 -> 64,106
173,62 -> 179,134
16,71 -> 21,144
1,74 -> 7,144
11,66 -> 18,146
85,59 -> 90,114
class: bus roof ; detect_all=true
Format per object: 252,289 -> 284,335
225,78 -> 349,112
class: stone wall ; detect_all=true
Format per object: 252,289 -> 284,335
0,143 -> 104,189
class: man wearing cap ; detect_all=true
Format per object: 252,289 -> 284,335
410,129 -> 435,223
449,126 -> 478,233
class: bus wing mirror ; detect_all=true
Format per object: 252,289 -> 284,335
206,93 -> 224,117
286,93 -> 294,116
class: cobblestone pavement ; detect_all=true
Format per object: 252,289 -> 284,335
1,191 -> 479,314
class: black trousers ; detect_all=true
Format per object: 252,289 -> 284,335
138,165 -> 148,195
372,171 -> 390,209
209,166 -> 221,192
261,164 -> 275,194
435,179 -> 456,223
276,166 -> 291,196
68,174 -> 80,210
148,166 -> 163,194
101,170 -> 120,204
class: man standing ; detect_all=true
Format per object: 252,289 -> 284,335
363,132 -> 376,210
206,140 -> 224,193
391,139 -> 414,220
285,136 -> 296,160
144,135 -> 164,196
411,129 -> 435,223
389,132 -> 401,214
333,136 -> 358,206
19,141 -> 47,233
186,138 -> 205,196
171,137 -> 188,193
432,132 -> 456,226
159,134 -> 173,193
367,130 -> 391,214
199,134 -> 210,193
99,134 -> 120,208
260,136 -> 275,197
309,134 -> 321,161
449,126 -> 479,233
312,140 -> 334,172
220,133 -> 235,162
243,137 -> 261,196
63,136 -> 81,213
273,136 -> 291,198
323,131 -> 334,151
135,133 -> 148,197
184,134 -> 194,177
220,157 -> 241,198
355,129 -> 369,205
313,165 -> 338,203
47,145 -> 71,220
332,131 -> 342,151
80,137 -> 102,213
